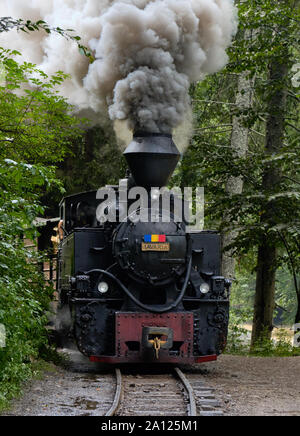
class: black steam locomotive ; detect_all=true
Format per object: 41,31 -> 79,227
56,132 -> 230,363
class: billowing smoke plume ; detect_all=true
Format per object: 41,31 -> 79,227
0,0 -> 237,138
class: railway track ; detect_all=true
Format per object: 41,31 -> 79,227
1,347 -> 223,416
105,367 -> 223,416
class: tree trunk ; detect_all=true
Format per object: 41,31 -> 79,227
251,57 -> 288,346
222,71 -> 253,279
251,240 -> 277,345
295,283 -> 300,324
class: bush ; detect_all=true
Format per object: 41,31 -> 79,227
0,160 -> 60,409
250,328 -> 300,357
226,306 -> 251,355
226,276 -> 300,357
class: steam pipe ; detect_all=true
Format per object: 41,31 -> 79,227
84,256 -> 192,314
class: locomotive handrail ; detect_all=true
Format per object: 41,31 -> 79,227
84,256 -> 192,314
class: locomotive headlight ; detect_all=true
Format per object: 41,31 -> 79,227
200,283 -> 210,294
98,281 -> 109,294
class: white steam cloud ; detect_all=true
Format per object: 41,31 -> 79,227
0,0 -> 237,138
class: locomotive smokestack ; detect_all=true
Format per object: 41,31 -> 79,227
123,132 -> 180,189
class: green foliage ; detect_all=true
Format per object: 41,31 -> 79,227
57,125 -> 126,195
226,323 -> 300,357
0,45 -> 84,409
226,263 -> 299,354
226,315 -> 250,355
250,329 -> 300,357
226,265 -> 254,354
42,124 -> 126,216
0,17 -> 94,62
174,0 -> 300,327
0,160 -> 60,409
0,47 -> 86,164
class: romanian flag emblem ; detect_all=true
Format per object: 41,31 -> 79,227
144,234 -> 166,243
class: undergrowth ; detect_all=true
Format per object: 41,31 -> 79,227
226,309 -> 300,357
0,162 -> 62,412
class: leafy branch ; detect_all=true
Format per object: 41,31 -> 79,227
0,16 -> 94,63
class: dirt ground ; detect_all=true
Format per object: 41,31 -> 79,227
1,353 -> 300,416
199,354 -> 300,416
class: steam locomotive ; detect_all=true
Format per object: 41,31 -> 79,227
56,132 -> 231,364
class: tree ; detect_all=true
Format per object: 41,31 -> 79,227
0,37 -> 85,407
248,0 -> 299,345
0,47 -> 85,164
0,19 -> 123,215
251,47 -> 289,345
222,68 -> 254,280
174,0 -> 300,342
0,159 -> 62,408
43,124 -> 126,217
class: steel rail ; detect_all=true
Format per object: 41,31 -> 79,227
174,367 -> 197,416
105,368 -> 122,416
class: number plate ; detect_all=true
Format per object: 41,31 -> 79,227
141,242 -> 170,252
